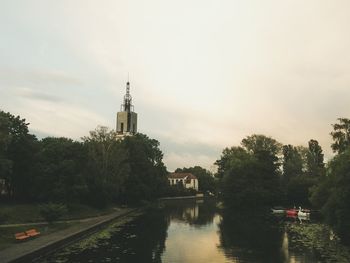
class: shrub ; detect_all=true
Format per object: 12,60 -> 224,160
39,203 -> 67,223
0,211 -> 8,223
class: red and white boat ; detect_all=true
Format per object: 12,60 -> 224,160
286,208 -> 298,216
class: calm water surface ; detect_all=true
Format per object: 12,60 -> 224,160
35,200 -> 350,263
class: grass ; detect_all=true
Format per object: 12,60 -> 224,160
0,203 -> 117,224
0,222 -> 76,250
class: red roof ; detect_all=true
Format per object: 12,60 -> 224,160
168,173 -> 197,180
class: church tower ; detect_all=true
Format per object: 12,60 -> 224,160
116,81 -> 138,136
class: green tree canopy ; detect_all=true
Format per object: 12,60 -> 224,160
0,110 -> 38,200
307,139 -> 324,177
331,118 -> 350,154
216,135 -> 282,208
310,149 -> 350,244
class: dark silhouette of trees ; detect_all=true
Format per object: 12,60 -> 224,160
331,118 -> 350,154
0,110 -> 168,207
0,110 -> 39,201
216,135 -> 282,208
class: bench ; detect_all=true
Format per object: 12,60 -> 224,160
15,232 -> 30,241
25,229 -> 40,237
15,228 -> 41,241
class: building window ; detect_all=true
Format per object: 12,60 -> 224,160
121,123 -> 124,133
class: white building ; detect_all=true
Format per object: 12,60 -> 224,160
167,173 -> 199,191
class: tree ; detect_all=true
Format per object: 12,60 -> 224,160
282,144 -> 303,180
310,149 -> 350,244
0,110 -> 39,201
83,126 -> 128,206
175,166 -> 216,193
241,134 -> 282,160
120,134 -> 168,203
216,135 -> 282,208
330,118 -> 350,154
35,137 -> 88,203
307,139 -> 324,177
241,134 -> 282,176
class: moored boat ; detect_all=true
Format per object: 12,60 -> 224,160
297,207 -> 310,217
286,208 -> 298,216
271,206 -> 285,214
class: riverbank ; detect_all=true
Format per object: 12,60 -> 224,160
0,207 -> 142,263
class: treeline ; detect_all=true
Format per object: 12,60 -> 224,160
215,118 -> 350,244
0,110 -> 169,207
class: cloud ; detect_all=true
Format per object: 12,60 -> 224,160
16,87 -> 62,102
1,0 -> 350,170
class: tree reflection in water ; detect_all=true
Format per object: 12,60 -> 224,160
161,199 -> 217,226
218,209 -> 285,263
36,209 -> 169,263
34,201 -> 334,263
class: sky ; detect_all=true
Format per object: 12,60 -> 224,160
1,0 -> 350,171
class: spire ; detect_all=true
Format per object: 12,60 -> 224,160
121,81 -> 133,112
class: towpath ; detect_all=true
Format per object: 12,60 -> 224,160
0,207 -> 140,263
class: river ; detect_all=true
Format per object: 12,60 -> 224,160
34,199 -> 350,263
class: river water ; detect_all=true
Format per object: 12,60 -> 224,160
35,199 -> 350,263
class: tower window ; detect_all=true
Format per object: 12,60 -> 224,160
121,123 -> 124,133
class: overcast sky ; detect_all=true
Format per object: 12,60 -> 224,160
1,0 -> 350,171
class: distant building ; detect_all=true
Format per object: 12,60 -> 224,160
116,81 -> 137,138
168,173 -> 199,191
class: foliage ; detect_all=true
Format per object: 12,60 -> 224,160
39,203 -> 68,223
286,175 -> 316,206
83,128 -> 168,205
0,110 -> 39,201
331,118 -> 350,154
35,137 -> 88,203
119,134 -> 168,203
282,144 -> 304,180
310,149 -> 350,244
175,166 -> 216,193
307,139 -> 325,177
0,111 -> 169,207
216,137 -> 281,208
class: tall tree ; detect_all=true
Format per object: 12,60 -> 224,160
310,149 -> 350,244
307,139 -> 324,177
331,118 -> 350,154
120,134 -> 168,203
34,137 -> 88,203
216,135 -> 283,208
83,126 -> 128,206
0,110 -> 38,200
241,134 -> 282,178
282,144 -> 303,180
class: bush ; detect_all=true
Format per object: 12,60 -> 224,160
39,203 -> 67,223
0,211 -> 8,223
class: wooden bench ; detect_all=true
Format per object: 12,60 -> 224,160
25,229 -> 40,237
15,228 -> 41,241
15,232 -> 30,241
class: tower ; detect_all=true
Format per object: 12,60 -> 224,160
116,81 -> 138,136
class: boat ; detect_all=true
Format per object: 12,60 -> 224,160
286,208 -> 298,216
271,206 -> 285,214
297,207 -> 310,217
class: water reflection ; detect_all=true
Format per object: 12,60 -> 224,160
35,200 -> 349,263
218,210 -> 285,262
162,199 -> 216,226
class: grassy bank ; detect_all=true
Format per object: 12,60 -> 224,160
0,203 -> 117,224
0,222 -> 77,250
